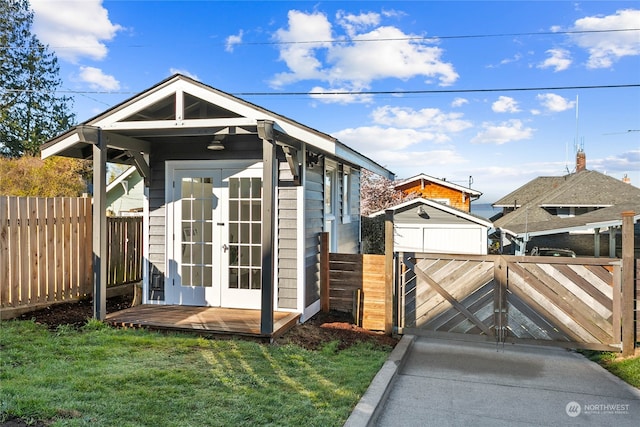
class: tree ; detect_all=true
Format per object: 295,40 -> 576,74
360,169 -> 415,254
0,155 -> 90,196
360,168 -> 415,216
0,0 -> 75,157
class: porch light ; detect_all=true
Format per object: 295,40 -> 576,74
207,135 -> 225,151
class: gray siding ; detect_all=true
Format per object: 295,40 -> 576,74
277,163 -> 298,309
304,162 -> 324,307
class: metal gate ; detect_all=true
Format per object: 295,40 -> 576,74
397,253 -> 623,351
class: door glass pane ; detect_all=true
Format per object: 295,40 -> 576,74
230,179 -> 239,198
228,177 -> 262,291
251,178 -> 261,198
180,176 -> 214,287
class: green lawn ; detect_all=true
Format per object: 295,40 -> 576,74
0,320 -> 392,426
582,350 -> 640,389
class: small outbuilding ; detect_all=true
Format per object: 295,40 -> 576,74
370,198 -> 492,254
40,74 -> 393,336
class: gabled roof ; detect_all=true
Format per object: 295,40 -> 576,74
493,176 -> 566,208
369,197 -> 493,228
41,74 -> 392,178
394,173 -> 482,196
494,169 -> 640,237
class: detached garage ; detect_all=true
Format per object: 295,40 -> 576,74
371,198 -> 492,255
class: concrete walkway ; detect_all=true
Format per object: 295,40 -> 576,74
346,335 -> 640,426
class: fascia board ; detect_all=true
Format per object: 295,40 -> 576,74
334,143 -> 392,179
41,131 -> 81,159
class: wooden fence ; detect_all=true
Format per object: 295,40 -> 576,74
397,253 -> 637,353
0,196 -> 143,318
107,216 -> 143,287
0,197 -> 93,316
319,233 -> 387,330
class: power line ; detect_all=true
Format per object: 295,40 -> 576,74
235,84 -> 640,97
2,83 -> 638,97
241,28 -> 640,46
0,28 -> 638,50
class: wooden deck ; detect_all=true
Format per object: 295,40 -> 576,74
105,305 -> 300,341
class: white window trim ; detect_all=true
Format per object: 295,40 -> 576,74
342,165 -> 351,224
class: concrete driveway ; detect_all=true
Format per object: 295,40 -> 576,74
346,336 -> 640,426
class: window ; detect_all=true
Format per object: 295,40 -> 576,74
342,166 -> 351,223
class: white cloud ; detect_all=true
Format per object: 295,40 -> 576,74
31,0 -> 122,63
471,119 -> 534,145
569,9 -> 640,69
78,66 -> 119,90
226,30 -> 243,53
169,68 -> 199,81
270,10 -> 333,87
451,97 -> 468,108
336,11 -> 380,37
589,150 -> 640,173
309,86 -> 373,104
331,125 -> 467,173
536,93 -> 576,112
270,10 -> 458,95
333,126 -> 435,151
371,106 -> 472,134
492,96 -> 521,113
538,48 -> 572,72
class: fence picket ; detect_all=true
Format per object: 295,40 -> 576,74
0,198 -> 8,307
37,198 -> 47,304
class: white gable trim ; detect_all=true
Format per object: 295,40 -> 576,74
370,197 -> 493,228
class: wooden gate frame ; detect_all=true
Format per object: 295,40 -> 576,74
397,253 -> 631,352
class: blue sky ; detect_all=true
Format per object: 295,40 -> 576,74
30,1 -> 640,203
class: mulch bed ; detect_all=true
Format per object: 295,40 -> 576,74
13,296 -> 398,351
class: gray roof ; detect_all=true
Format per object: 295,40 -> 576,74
493,169 -> 640,236
493,176 -> 567,207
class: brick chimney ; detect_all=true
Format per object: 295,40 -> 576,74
622,174 -> 631,184
576,149 -> 586,172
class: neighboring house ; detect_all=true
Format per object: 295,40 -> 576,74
106,166 -> 144,216
394,173 -> 482,212
40,74 -> 393,332
370,198 -> 492,255
492,150 -> 640,256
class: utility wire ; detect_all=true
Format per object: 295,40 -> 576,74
241,28 -> 640,46
0,28 -> 638,50
2,83 -> 637,97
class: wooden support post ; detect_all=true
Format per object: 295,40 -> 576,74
494,256 -> 508,342
594,227 -> 600,258
609,226 -> 617,258
621,211 -> 635,357
384,210 -> 394,335
258,121 -> 276,336
612,263 -> 622,345
92,130 -> 107,320
320,232 -> 330,312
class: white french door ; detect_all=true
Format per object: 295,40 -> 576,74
166,161 -> 263,309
